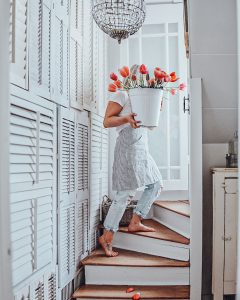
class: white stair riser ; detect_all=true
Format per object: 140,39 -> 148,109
153,206 -> 190,238
85,265 -> 190,286
113,232 -> 189,261
75,298 -> 190,300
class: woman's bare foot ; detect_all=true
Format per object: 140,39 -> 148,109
128,213 -> 156,232
128,222 -> 156,232
99,235 -> 119,257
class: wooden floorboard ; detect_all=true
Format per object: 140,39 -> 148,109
118,219 -> 190,245
81,248 -> 190,267
72,284 -> 190,299
154,201 -> 190,218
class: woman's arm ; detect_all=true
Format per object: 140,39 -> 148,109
103,101 -> 141,129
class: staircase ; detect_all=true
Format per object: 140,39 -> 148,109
72,200 -> 190,299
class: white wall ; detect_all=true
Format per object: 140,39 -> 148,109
189,0 -> 238,297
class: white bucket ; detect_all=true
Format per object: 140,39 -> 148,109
128,88 -> 163,127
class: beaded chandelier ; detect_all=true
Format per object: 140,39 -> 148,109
92,0 -> 146,44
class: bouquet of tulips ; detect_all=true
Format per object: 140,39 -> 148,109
108,64 -> 186,95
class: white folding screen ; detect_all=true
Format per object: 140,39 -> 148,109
9,0 -> 108,299
90,113 -> 108,251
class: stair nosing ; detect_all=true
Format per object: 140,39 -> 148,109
81,248 -> 190,268
154,200 -> 190,218
72,284 -> 190,299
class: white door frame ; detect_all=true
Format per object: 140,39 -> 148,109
189,78 -> 203,300
236,0 -> 240,298
0,0 -> 13,299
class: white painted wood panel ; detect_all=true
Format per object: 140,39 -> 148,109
90,113 -> 108,250
212,169 -> 238,299
85,265 -> 190,286
75,110 -> 90,264
224,181 -> 237,294
83,0 -> 93,111
9,0 -> 28,89
70,0 -> 84,110
58,107 -> 76,206
113,231 -> 189,261
10,94 -> 57,287
52,0 -> 70,107
29,0 -> 52,100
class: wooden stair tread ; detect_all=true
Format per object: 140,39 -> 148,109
72,284 -> 190,299
154,201 -> 190,218
81,248 -> 190,267
118,219 -> 190,245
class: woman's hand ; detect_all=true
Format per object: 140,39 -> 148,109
126,113 -> 141,129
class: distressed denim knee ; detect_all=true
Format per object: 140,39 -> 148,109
103,190 -> 130,232
133,180 -> 162,218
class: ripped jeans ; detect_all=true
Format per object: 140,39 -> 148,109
103,180 -> 162,232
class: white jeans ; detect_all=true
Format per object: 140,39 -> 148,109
103,180 -> 162,232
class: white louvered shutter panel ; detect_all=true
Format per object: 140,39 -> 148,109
92,21 -> 99,113
58,107 -> 76,287
9,0 -> 28,89
98,33 -> 108,116
83,0 -> 93,111
10,95 -> 56,287
69,0 -> 83,110
47,271 -> 58,300
58,108 -> 75,206
52,0 -> 70,107
14,285 -> 30,300
92,24 -> 108,116
29,0 -> 52,100
30,275 -> 45,300
58,202 -> 75,288
76,111 -> 90,263
90,113 -> 108,250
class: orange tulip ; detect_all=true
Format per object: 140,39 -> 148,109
132,292 -> 141,300
170,71 -> 179,82
154,68 -> 165,80
114,80 -> 122,88
139,64 -> 148,74
126,287 -> 135,293
119,66 -> 130,78
110,72 -> 118,81
108,83 -> 117,92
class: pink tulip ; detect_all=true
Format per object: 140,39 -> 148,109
170,89 -> 177,95
179,83 -> 186,91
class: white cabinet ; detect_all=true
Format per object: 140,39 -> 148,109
212,168 -> 238,299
